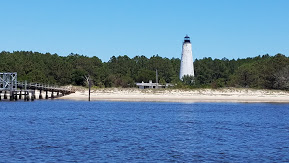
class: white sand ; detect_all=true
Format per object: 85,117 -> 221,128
58,88 -> 289,103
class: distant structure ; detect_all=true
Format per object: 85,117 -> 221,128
179,35 -> 194,80
136,80 -> 174,89
136,70 -> 174,89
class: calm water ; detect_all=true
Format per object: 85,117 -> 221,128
0,101 -> 289,162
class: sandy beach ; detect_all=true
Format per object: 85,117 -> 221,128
58,88 -> 289,103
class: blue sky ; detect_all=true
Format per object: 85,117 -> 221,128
1,0 -> 288,62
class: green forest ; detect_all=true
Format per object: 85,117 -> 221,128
1,51 -> 289,90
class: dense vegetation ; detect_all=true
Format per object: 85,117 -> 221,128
1,51 -> 289,90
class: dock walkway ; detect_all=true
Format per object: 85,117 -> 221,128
0,72 -> 74,101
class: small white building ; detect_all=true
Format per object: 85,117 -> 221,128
136,80 -> 173,89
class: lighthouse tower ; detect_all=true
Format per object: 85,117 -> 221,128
179,35 -> 194,80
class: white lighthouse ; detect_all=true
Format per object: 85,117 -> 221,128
179,35 -> 194,80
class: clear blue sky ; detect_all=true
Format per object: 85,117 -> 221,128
1,0 -> 288,62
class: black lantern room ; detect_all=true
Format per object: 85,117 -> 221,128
184,35 -> 190,43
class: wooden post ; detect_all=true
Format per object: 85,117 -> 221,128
89,78 -> 91,101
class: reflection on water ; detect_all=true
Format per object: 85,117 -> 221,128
0,101 -> 289,162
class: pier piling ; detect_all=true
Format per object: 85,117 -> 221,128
10,92 -> 14,101
4,91 -> 7,99
39,90 -> 43,99
19,90 -> 22,99
14,93 -> 18,101
45,91 -> 48,99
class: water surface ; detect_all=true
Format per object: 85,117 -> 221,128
0,101 -> 289,162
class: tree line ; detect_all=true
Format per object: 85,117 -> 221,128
0,51 -> 288,90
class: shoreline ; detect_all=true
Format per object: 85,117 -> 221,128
58,88 -> 289,103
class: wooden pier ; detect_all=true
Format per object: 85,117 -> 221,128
0,72 -> 74,101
